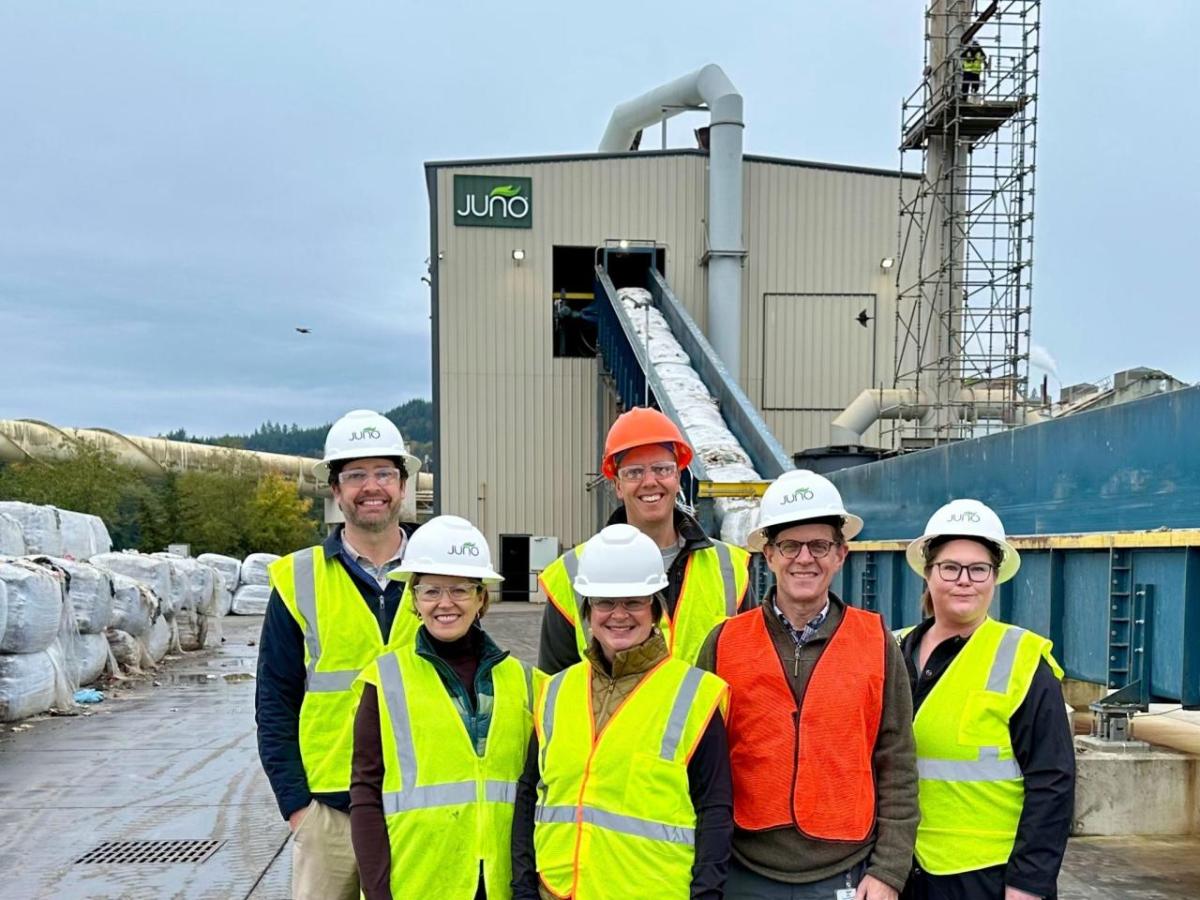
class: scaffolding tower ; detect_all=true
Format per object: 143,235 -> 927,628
890,0 -> 1041,448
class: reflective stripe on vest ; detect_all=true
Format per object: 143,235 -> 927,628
913,617 -> 1063,875
290,547 -> 363,693
533,657 -> 727,900
370,645 -> 533,898
717,605 -> 885,840
541,540 -> 748,666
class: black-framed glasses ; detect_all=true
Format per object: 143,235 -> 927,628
590,597 -> 653,614
615,461 -> 679,483
338,467 -> 401,487
932,561 -> 996,583
770,539 -> 837,559
413,583 -> 480,603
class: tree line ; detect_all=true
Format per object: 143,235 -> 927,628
160,399 -> 434,472
0,441 -> 319,557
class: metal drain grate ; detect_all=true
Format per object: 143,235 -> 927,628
76,840 -> 225,865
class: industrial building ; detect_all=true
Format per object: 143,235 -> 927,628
426,141 -> 916,585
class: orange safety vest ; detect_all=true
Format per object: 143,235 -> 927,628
716,605 -> 885,841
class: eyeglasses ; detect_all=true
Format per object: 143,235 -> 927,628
413,583 -> 480,603
616,461 -> 679,483
590,597 -> 653,614
338,467 -> 401,487
770,539 -> 837,559
931,561 -> 996,583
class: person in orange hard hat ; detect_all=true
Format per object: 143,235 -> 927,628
536,407 -> 754,673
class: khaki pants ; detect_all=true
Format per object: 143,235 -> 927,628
291,800 -> 360,900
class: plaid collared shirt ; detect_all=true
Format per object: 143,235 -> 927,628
773,598 -> 830,648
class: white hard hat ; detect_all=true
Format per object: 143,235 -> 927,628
746,469 -> 863,552
389,515 -> 503,584
573,523 -> 669,598
905,499 -> 1020,584
315,409 -> 422,480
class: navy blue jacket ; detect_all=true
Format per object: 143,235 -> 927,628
254,524 -> 416,821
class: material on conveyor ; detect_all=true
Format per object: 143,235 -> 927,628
617,287 -> 760,546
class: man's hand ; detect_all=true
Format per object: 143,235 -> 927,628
288,806 -> 309,833
856,874 -> 899,900
1005,888 -> 1042,900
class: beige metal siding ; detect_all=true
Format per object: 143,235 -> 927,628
742,160 -> 914,452
433,155 -> 709,555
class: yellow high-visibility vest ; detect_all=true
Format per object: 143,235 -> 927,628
533,656 -> 728,900
269,546 -> 418,793
538,540 -> 750,665
913,617 -> 1063,874
357,644 -> 536,900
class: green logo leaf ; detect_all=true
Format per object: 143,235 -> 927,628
489,185 -> 522,198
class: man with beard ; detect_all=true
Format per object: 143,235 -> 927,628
255,409 -> 421,900
537,406 -> 753,672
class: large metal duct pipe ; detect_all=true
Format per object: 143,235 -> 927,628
830,388 -> 1044,446
599,64 -> 745,383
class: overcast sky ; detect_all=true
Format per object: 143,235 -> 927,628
2,1 -> 1196,437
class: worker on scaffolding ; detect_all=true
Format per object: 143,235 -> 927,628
896,500 -> 1074,900
961,40 -> 987,99
536,406 -> 753,673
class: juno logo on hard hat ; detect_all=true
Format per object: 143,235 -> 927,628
448,542 -> 481,557
781,487 -> 815,504
947,511 -> 981,524
349,427 -> 382,442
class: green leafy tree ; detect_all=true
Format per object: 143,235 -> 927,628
176,469 -> 257,556
244,472 -> 319,555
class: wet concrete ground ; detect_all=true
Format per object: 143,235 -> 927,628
0,604 -> 1194,898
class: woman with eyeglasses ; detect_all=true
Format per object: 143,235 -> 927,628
898,500 -> 1074,900
511,523 -> 733,900
349,515 -> 539,900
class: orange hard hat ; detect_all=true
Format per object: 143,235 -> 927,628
601,407 -> 694,479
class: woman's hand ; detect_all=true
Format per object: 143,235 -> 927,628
1005,888 -> 1042,900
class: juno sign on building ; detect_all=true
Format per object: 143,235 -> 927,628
453,175 -> 532,228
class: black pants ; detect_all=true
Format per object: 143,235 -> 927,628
961,72 -> 981,96
903,864 -> 1056,900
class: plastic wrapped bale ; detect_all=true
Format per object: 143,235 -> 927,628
153,556 -> 222,650
35,558 -> 113,635
72,631 -> 114,685
0,502 -> 62,557
0,651 -> 57,721
0,561 -> 65,654
216,587 -> 233,617
174,604 -> 219,651
106,628 -> 154,672
0,580 -> 7,651
55,509 -> 111,559
109,574 -> 156,638
197,553 -> 241,595
240,553 -> 280,587
146,615 -> 173,662
232,583 -> 271,615
90,552 -> 178,619
0,513 -> 24,556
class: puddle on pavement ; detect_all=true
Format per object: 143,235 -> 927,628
166,672 -> 256,684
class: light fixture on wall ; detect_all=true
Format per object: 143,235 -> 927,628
879,257 -> 895,271
511,249 -> 526,263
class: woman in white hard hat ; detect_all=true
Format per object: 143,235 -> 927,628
349,515 -> 538,900
898,500 -> 1074,900
510,523 -> 733,900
